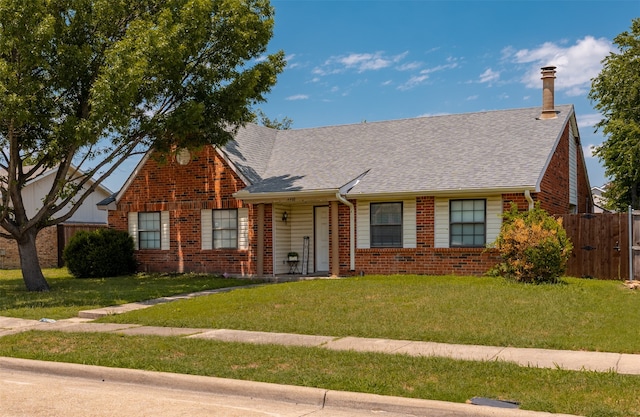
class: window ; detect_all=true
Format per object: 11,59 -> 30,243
213,209 -> 238,249
450,199 -> 486,247
138,212 -> 161,249
370,202 -> 402,248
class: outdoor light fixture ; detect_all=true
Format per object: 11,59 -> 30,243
282,211 -> 288,222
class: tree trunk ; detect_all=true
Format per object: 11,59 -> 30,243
17,230 -> 50,292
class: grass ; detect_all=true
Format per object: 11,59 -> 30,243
0,268 -> 259,319
100,274 -> 640,353
2,271 -> 640,416
0,330 -> 638,417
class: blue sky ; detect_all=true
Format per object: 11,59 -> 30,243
253,0 -> 639,190
102,0 -> 638,191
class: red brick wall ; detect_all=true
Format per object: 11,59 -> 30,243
108,147 -> 265,275
341,196 -> 501,276
537,121 -> 593,215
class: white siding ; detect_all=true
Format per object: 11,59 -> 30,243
24,174 -> 109,223
435,196 -> 502,248
273,204 -> 315,275
356,199 -> 415,249
291,205 -> 314,272
569,128 -> 578,207
201,209 -> 212,250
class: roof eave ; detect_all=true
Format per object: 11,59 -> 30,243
235,186 -> 539,203
345,186 -> 539,200
233,188 -> 340,203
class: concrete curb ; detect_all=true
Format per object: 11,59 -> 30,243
0,356 -> 582,417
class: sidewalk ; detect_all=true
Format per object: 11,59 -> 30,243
2,314 -> 639,375
2,288 -> 639,416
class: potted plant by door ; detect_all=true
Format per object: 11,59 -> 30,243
287,252 -> 298,261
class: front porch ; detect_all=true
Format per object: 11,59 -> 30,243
271,203 -> 333,276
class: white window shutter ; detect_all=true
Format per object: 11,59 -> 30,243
161,211 -> 170,250
201,209 -> 212,250
238,207 -> 249,250
128,212 -> 138,250
356,201 -> 370,249
403,199 -> 417,248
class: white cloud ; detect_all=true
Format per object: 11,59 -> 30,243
479,68 -> 500,84
285,94 -> 309,101
397,74 -> 430,91
583,144 -> 599,158
576,113 -> 603,129
397,61 -> 422,71
511,36 -> 613,96
315,51 -> 409,75
397,59 -> 460,91
466,95 -> 479,101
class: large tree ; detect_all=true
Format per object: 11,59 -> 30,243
0,0 -> 285,291
589,18 -> 640,211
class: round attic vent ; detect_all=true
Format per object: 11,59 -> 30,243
176,148 -> 191,166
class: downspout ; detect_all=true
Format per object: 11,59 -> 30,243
524,190 -> 534,211
335,192 -> 355,271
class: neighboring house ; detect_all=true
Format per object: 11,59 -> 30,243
591,186 -> 612,213
0,165 -> 111,268
100,67 -> 593,277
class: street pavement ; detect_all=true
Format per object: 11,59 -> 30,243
2,287 -> 637,416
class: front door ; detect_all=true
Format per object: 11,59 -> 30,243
314,206 -> 330,272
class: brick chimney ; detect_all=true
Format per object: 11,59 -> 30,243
540,66 -> 557,120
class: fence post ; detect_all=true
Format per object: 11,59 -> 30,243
629,206 -> 633,281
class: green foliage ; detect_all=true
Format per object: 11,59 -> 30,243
589,18 -> 640,210
253,109 -> 293,130
0,0 -> 285,290
63,229 -> 136,278
490,204 -> 572,283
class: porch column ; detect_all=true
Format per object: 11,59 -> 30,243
257,203 -> 264,277
331,201 -> 340,277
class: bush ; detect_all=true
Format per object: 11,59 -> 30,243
489,204 -> 572,284
63,228 -> 136,278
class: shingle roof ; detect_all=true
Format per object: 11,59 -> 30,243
226,104 -> 575,197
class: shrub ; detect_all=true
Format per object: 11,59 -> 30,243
489,204 -> 572,283
63,228 -> 136,278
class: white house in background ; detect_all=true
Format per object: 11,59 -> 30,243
0,165 -> 112,269
591,186 -> 611,213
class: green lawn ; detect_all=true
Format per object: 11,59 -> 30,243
100,274 -> 640,354
0,268 -> 258,319
2,271 -> 640,416
1,330 -> 638,417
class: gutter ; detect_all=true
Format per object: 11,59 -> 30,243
335,191 -> 355,271
524,190 -> 534,210
334,171 -> 369,272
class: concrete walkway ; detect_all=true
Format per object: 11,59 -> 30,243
2,287 -> 639,416
2,314 -> 640,375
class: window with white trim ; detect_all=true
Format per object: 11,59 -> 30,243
213,209 -> 238,249
138,212 -> 161,249
449,199 -> 486,247
370,202 -> 403,248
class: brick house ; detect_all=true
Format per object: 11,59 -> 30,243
0,165 -> 111,268
100,67 -> 592,277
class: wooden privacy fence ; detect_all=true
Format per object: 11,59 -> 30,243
56,223 -> 106,267
559,213 -> 630,280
